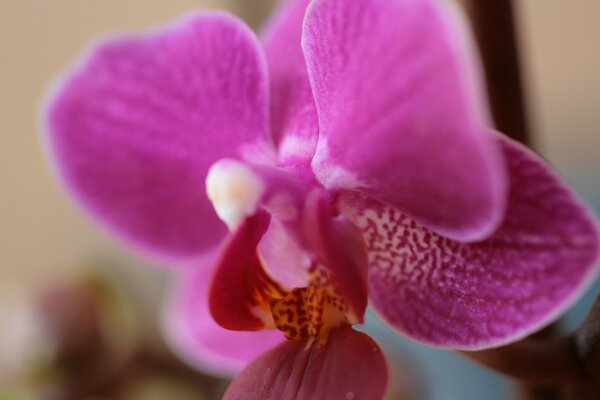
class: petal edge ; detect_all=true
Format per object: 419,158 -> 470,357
303,0 -> 507,241
340,134 -> 600,349
43,12 -> 274,263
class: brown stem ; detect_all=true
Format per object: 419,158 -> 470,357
561,298 -> 600,399
574,296 -> 600,381
461,292 -> 600,389
462,337 -> 584,386
463,0 -> 530,145
463,1 -> 543,398
518,324 -> 563,400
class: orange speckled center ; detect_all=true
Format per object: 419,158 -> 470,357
269,281 -> 349,341
248,258 -> 352,342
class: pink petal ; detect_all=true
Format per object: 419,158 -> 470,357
303,0 -> 506,241
303,191 -> 369,323
163,262 -> 283,376
209,210 -> 277,331
44,12 -> 274,263
223,325 -> 388,400
339,134 -> 600,349
259,218 -> 312,289
262,0 -> 319,170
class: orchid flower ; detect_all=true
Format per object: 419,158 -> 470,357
43,0 -> 600,398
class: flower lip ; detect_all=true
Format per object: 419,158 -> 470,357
222,324 -> 389,400
269,270 -> 353,342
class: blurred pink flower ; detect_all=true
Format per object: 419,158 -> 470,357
44,0 -> 600,398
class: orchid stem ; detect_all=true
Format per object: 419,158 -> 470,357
461,2 -> 600,400
461,292 -> 600,392
461,337 -> 583,386
574,295 -> 600,381
464,0 -> 530,146
563,296 -> 600,399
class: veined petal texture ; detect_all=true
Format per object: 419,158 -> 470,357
339,135 -> 600,349
303,0 -> 506,241
223,325 -> 388,400
45,12 -> 274,263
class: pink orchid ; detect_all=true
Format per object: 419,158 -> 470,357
44,0 -> 600,398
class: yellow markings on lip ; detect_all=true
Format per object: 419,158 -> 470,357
249,258 -> 351,340
269,283 -> 348,342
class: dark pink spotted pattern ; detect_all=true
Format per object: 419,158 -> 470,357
338,135 -> 600,349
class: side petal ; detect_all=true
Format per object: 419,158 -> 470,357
223,325 -> 388,400
44,12 -> 274,263
262,0 -> 319,170
209,210 -> 279,331
163,262 -> 283,376
303,191 -> 369,323
303,0 -> 506,241
339,134 -> 600,349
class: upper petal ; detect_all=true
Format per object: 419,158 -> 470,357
223,325 -> 388,400
303,0 -> 506,241
44,12 -> 274,263
262,0 -> 319,170
339,134 -> 600,349
163,261 -> 283,376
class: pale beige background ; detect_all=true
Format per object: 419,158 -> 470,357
1,0 -> 599,293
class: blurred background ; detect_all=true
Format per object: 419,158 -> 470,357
1,0 -> 599,399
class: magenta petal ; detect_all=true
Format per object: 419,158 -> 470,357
209,210 -> 276,331
44,12 -> 274,263
262,0 -> 319,169
303,0 -> 506,241
339,135 -> 600,349
223,325 -> 388,400
303,191 -> 369,323
163,263 -> 283,376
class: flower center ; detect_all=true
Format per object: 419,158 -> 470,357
206,160 -> 363,342
251,264 -> 351,342
269,283 -> 348,342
